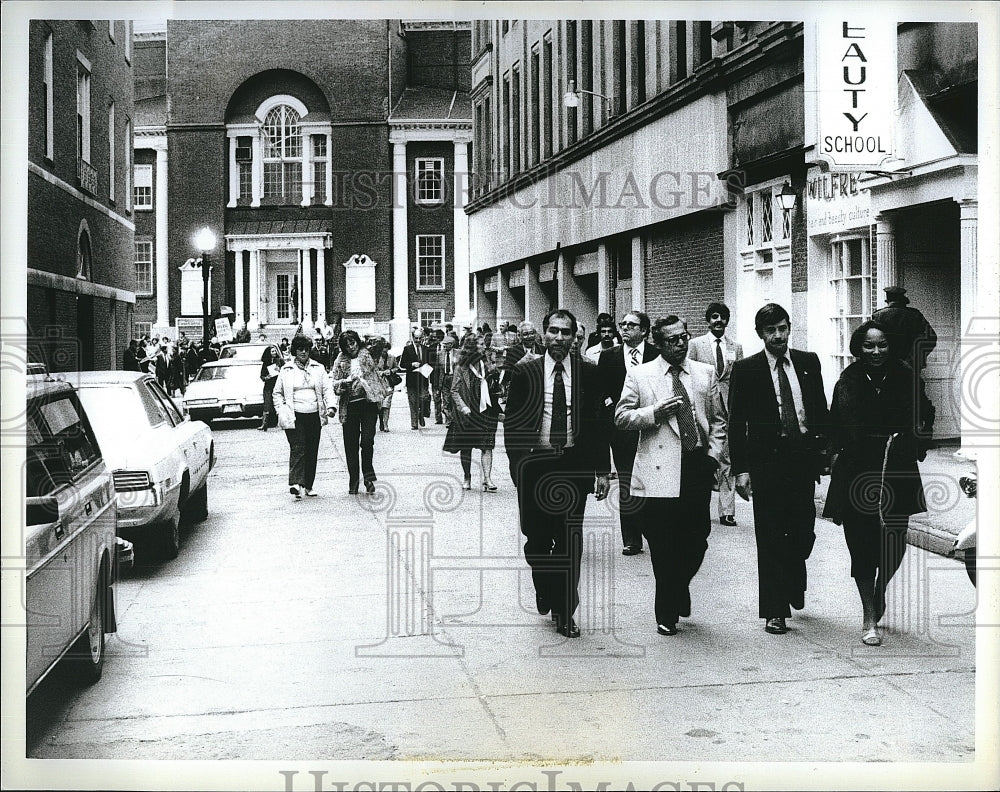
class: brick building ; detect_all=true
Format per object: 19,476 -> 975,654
132,20 -> 471,350
27,19 -> 136,371
466,18 -> 980,444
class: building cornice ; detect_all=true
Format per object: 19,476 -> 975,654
226,232 -> 332,253
28,268 -> 135,304
134,31 -> 166,42
401,21 -> 471,32
389,121 -> 473,144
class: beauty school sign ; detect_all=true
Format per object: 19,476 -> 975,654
809,19 -> 897,171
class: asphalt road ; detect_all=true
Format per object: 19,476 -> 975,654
20,398 -> 988,787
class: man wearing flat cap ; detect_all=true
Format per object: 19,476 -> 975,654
870,286 -> 937,371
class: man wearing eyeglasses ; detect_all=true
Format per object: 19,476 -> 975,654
615,315 -> 725,636
728,303 -> 830,636
597,311 -> 660,555
688,302 -> 744,527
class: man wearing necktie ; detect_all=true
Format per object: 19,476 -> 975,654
597,310 -> 660,555
615,316 -> 726,636
728,303 -> 830,636
398,326 -> 430,429
504,309 -> 611,638
688,302 -> 744,527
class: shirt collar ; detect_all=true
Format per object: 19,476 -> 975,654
544,351 -> 569,375
655,355 -> 691,375
763,348 -> 788,369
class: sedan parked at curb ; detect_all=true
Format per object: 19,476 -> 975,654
73,371 -> 214,559
182,360 -> 265,424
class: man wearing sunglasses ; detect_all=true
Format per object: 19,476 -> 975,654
614,315 -> 725,636
688,302 -> 744,527
597,311 -> 660,555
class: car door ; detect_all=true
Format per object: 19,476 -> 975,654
148,379 -> 211,491
25,391 -> 114,691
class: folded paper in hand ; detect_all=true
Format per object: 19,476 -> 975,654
418,363 -> 434,379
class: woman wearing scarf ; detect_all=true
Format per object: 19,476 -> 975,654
331,330 -> 386,494
443,332 -> 501,491
272,335 -> 336,499
823,319 -> 930,646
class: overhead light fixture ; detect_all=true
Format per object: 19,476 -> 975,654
563,79 -> 613,117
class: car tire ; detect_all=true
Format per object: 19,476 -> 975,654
70,568 -> 106,684
185,482 -> 209,523
159,513 -> 180,560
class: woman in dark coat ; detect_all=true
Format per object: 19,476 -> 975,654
258,344 -> 283,431
444,332 -> 501,491
823,319 -> 930,646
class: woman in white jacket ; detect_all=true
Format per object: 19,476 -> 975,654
272,334 -> 336,498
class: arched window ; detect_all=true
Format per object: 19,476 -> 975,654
77,226 -> 92,279
262,104 -> 302,202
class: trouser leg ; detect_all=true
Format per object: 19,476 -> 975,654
359,402 -> 378,483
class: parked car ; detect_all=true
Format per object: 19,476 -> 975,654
182,360 -> 265,424
25,376 -> 119,695
953,473 -> 977,586
219,342 -> 270,361
74,371 -> 214,559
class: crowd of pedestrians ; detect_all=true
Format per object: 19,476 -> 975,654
147,288 -> 936,649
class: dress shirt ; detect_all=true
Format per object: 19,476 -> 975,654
652,356 -> 705,448
625,341 -> 646,368
763,348 -> 808,433
540,352 -> 573,449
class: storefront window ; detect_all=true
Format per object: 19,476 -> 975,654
829,235 -> 871,374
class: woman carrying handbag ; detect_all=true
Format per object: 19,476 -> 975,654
367,335 -> 400,432
332,330 -> 387,494
443,332 -> 501,491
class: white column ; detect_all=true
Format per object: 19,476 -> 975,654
234,249 -> 245,327
324,132 -> 333,206
154,145 -> 169,327
959,199 -> 979,452
453,139 -> 471,321
251,132 -> 262,208
391,140 -> 410,349
875,213 -> 897,292
301,248 -> 313,327
248,248 -> 261,330
524,262 -> 546,327
227,136 -> 238,208
597,241 -> 610,313
300,134 -> 311,207
315,247 -> 326,325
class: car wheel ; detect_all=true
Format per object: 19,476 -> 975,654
160,513 -> 180,559
71,569 -> 106,684
185,482 -> 209,523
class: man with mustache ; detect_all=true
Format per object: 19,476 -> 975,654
504,309 -> 611,638
688,302 -> 743,526
728,303 -> 830,636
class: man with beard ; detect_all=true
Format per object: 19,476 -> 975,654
688,302 -> 743,526
504,309 -> 611,638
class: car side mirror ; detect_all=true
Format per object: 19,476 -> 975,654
26,495 -> 59,529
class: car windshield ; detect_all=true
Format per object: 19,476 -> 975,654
220,344 -> 267,360
195,365 -> 259,382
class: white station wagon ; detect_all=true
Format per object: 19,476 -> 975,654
74,371 -> 214,559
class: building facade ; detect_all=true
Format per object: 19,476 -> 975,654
466,18 -> 978,444
27,19 -> 136,372
132,20 -> 471,350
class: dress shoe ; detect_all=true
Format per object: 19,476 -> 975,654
622,545 -> 643,556
364,481 -> 376,495
289,485 -> 302,499
535,594 -> 550,615
303,488 -> 318,497
556,618 -> 580,638
764,617 -> 788,634
656,623 -> 678,636
719,515 -> 737,527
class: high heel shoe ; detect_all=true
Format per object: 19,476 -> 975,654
482,482 -> 498,492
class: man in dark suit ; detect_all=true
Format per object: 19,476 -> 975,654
504,308 -> 611,638
505,320 -> 545,367
597,310 -> 659,555
728,303 -> 830,635
398,326 -> 430,429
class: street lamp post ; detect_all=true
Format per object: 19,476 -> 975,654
193,227 -> 217,355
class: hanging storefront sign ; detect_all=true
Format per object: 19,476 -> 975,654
811,20 -> 896,171
805,170 -> 872,236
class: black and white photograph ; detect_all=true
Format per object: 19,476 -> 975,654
1,1 -> 997,790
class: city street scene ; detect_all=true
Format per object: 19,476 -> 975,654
2,3 -> 997,791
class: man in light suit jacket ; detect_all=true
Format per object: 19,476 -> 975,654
688,302 -> 744,526
398,326 -> 430,429
728,303 -> 830,636
505,309 -> 611,639
597,310 -> 660,555
615,315 -> 726,635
